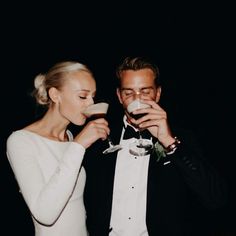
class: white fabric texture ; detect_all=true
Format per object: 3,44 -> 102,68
6,129 -> 87,236
109,117 -> 149,236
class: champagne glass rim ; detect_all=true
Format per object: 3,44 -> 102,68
127,99 -> 150,113
83,102 -> 109,117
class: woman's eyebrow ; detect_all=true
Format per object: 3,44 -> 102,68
72,89 -> 91,92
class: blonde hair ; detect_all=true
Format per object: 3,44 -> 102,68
32,61 -> 93,106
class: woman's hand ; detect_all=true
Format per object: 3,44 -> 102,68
74,118 -> 110,148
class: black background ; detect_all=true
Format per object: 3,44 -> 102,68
1,1 -> 235,235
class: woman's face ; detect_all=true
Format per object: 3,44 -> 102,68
53,71 -> 96,126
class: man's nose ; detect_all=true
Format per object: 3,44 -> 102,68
133,91 -> 142,100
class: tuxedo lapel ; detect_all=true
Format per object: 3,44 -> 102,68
109,118 -> 123,145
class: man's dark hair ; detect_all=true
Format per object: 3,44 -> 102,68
116,57 -> 161,87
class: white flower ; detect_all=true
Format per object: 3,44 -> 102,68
154,141 -> 166,162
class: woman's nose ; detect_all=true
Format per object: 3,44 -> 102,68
88,97 -> 94,106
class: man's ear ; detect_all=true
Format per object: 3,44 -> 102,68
48,87 -> 60,103
116,88 -> 123,104
155,86 -> 162,103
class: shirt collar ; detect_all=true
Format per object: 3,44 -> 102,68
123,115 -> 139,131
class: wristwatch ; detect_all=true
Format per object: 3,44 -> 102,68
165,137 -> 181,155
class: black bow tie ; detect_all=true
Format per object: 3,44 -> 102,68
123,125 -> 151,140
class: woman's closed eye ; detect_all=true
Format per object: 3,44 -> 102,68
79,96 -> 87,100
78,92 -> 90,100
78,93 -> 95,100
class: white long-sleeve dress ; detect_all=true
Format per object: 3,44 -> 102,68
6,129 -> 87,236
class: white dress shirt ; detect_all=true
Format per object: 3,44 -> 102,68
109,117 -> 150,236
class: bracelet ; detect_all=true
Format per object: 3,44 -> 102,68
165,137 -> 181,155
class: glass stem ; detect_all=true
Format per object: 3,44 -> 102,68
107,136 -> 113,146
139,130 -> 143,145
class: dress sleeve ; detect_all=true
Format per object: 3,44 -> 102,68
6,131 -> 85,225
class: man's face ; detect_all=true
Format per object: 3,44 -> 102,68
117,68 -> 161,113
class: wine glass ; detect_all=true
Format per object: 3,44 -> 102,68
127,99 -> 153,156
83,102 -> 122,154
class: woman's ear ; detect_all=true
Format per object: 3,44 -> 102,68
48,87 -> 60,103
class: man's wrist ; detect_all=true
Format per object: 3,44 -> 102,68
161,136 -> 176,148
164,137 -> 181,155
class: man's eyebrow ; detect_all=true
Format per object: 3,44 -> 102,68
121,88 -> 133,91
140,86 -> 154,90
121,86 -> 154,90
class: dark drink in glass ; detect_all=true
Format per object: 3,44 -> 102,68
129,112 -> 148,120
83,102 -> 108,119
127,99 -> 150,118
83,102 -> 122,154
127,99 -> 153,156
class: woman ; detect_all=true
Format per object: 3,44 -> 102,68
6,61 -> 109,235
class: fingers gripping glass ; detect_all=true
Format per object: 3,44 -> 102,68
83,102 -> 122,154
127,99 -> 153,156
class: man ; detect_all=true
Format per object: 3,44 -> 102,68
83,57 -> 226,236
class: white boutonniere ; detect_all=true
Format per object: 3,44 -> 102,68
154,141 -> 166,162
154,137 -> 181,162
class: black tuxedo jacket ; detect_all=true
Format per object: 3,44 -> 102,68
83,113 -> 226,236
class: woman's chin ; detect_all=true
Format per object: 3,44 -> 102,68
73,117 -> 86,126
